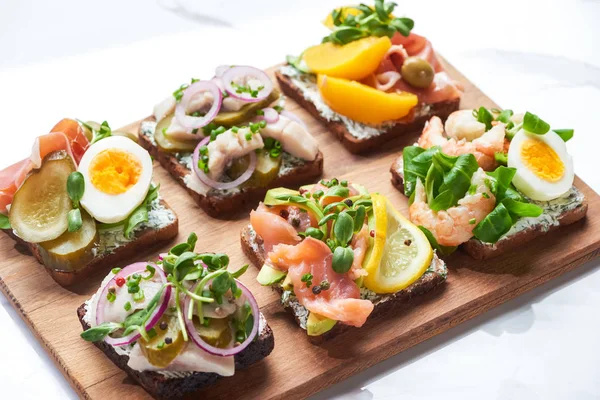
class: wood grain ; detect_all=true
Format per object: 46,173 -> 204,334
1,60 -> 599,400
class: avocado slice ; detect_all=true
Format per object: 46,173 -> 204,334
257,264 -> 286,286
264,187 -> 300,206
306,312 -> 337,336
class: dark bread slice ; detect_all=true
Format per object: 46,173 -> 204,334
275,70 -> 460,154
77,303 -> 274,399
390,154 -> 589,260
2,199 -> 178,286
240,224 -> 447,343
138,117 -> 324,219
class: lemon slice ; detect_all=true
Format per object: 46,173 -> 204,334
363,193 -> 433,293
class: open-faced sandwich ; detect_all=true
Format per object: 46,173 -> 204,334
390,108 -> 588,259
277,0 -> 463,154
240,179 -> 447,340
0,119 -> 178,286
138,65 -> 324,218
79,233 -> 274,399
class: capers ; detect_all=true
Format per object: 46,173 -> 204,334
401,57 -> 435,89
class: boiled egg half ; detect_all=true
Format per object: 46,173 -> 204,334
508,128 -> 574,201
78,136 -> 153,223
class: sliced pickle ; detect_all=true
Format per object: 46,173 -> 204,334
112,130 -> 138,143
140,314 -> 185,368
9,151 -> 75,243
154,115 -> 198,153
38,210 -> 98,272
194,317 -> 232,349
226,150 -> 281,188
245,150 -> 282,188
226,155 -> 251,180
213,88 -> 280,127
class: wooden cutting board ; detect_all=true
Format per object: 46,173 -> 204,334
1,60 -> 599,400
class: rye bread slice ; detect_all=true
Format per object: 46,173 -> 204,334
240,224 -> 447,342
77,303 -> 274,399
138,117 -> 324,219
2,199 -> 178,286
275,70 -> 460,154
390,154 -> 589,260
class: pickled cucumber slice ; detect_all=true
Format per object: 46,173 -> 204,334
226,150 -> 282,188
194,317 -> 232,349
38,210 -> 98,272
112,130 -> 138,143
140,314 -> 185,368
245,150 -> 282,187
9,151 -> 75,243
213,88 -> 280,127
154,115 -> 198,153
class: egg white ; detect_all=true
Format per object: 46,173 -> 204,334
78,136 -> 153,223
508,129 -> 574,201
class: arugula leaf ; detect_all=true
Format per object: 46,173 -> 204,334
0,214 -> 10,230
473,198 -> 543,243
501,198 -> 543,221
486,166 -> 517,202
91,121 -> 113,144
402,145 -> 440,197
523,112 -> 550,134
418,226 -> 457,256
124,184 -> 159,239
494,152 -> 508,166
474,106 -> 494,130
472,203 -> 513,243
496,109 -> 514,124
429,153 -> 479,211
553,129 -> 574,142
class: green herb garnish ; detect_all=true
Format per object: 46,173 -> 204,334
322,0 -> 414,45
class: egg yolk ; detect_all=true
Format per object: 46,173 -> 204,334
520,138 -> 564,182
89,149 -> 142,195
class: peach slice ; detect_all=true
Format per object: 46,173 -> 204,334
303,36 -> 392,81
317,75 -> 418,124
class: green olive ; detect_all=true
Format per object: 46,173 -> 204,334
401,57 -> 435,89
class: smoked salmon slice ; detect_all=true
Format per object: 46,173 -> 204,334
0,118 -> 89,213
250,207 -> 301,252
268,238 -> 374,327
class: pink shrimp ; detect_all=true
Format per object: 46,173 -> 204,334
409,169 -> 496,247
417,116 -> 505,171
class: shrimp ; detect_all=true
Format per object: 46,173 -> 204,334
409,169 -> 496,247
417,116 -> 505,171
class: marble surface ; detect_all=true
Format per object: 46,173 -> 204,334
1,0 -> 599,398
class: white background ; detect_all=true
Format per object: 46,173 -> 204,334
1,0 -> 599,399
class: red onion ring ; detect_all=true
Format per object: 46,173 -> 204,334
257,108 -> 279,124
183,279 -> 259,357
375,71 -> 402,92
175,80 -> 222,132
215,65 -> 231,78
96,262 -> 171,347
192,136 -> 256,190
280,110 -> 308,130
221,66 -> 273,103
